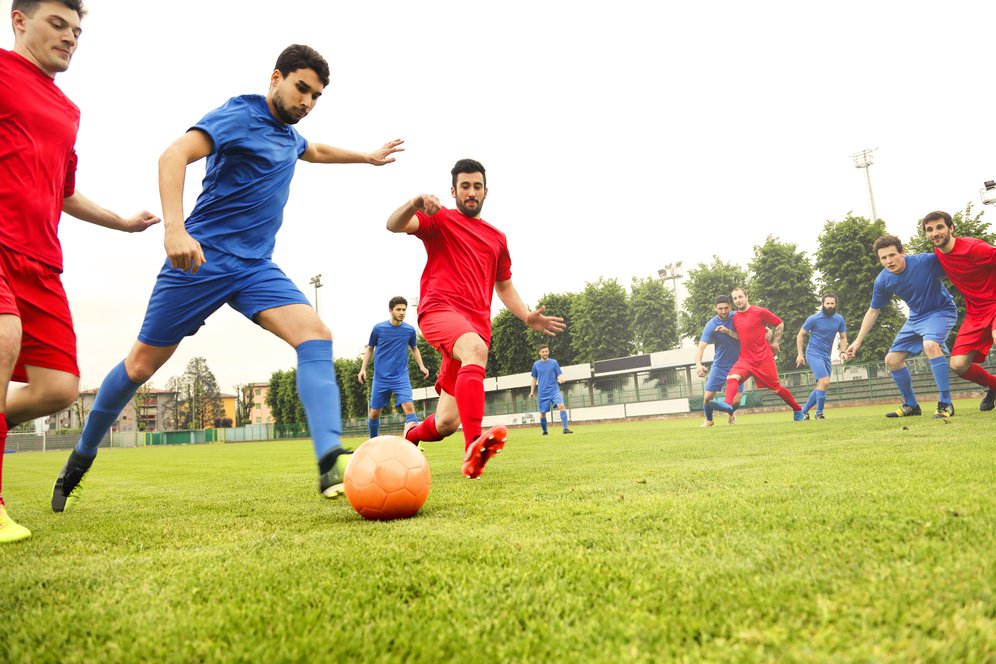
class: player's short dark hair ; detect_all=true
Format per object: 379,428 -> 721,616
713,295 -> 731,305
821,292 -> 838,304
921,210 -> 953,232
451,159 -> 486,188
388,296 -> 407,309
274,44 -> 330,88
873,234 -> 903,255
13,0 -> 86,18
537,343 -> 549,351
732,287 -> 748,298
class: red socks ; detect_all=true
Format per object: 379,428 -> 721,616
404,413 -> 444,444
961,364 -> 996,389
455,364 -> 486,450
724,378 -> 741,406
775,387 -> 802,411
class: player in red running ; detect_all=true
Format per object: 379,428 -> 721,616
0,0 -> 159,543
713,287 -> 803,421
923,210 -> 996,411
386,159 -> 564,478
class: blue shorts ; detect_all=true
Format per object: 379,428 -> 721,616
538,391 -> 565,412
138,248 -> 310,346
370,380 -> 414,409
705,364 -> 734,392
806,351 -> 833,381
888,310 -> 957,357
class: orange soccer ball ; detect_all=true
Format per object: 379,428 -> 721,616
343,435 -> 432,520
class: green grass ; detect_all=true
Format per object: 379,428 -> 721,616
2,401 -> 994,663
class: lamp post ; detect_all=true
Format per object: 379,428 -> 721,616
981,180 -> 996,206
851,148 -> 878,223
309,274 -> 323,314
657,261 -> 683,296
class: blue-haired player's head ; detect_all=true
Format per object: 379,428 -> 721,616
450,159 -> 487,219
873,235 -> 906,274
268,44 -> 330,126
820,293 -> 838,316
388,296 -> 408,323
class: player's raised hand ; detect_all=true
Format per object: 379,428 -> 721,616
412,194 -> 441,217
122,210 -> 162,233
165,229 -> 207,274
367,139 -> 405,166
525,305 -> 566,337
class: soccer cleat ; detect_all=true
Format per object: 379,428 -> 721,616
462,425 -> 507,479
886,404 -> 922,418
815,413 -> 826,420
0,503 -> 32,544
319,451 -> 353,498
699,420 -> 714,428
980,388 -> 996,412
793,410 -> 805,422
728,412 -> 736,426
52,449 -> 94,513
541,431 -> 548,436
933,402 -> 954,420
801,412 -> 811,421
562,428 -> 573,434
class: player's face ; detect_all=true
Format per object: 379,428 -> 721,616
732,290 -> 749,311
451,172 -> 487,218
714,303 -> 731,319
12,2 -> 82,77
390,304 -> 407,323
877,246 -> 906,274
924,220 -> 954,250
821,297 -> 837,316
269,68 -> 324,125
538,348 -> 550,360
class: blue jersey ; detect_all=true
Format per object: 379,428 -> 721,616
531,359 -> 562,398
700,314 -> 740,369
369,321 -> 417,383
185,95 -> 309,260
870,253 -> 955,321
802,312 -> 846,359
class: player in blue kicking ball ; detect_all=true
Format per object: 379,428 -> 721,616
529,344 -> 572,435
843,234 -> 957,419
795,293 -> 848,420
358,296 -> 430,440
694,295 -> 742,427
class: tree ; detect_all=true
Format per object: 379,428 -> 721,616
748,236 -> 817,371
408,334 -> 441,389
266,370 -> 287,425
571,278 -> 632,363
489,308 -> 534,376
166,358 -> 223,430
131,384 -> 153,432
532,292 -> 579,366
815,214 -> 903,362
335,357 -> 368,420
679,257 -> 748,342
233,383 -> 254,427
630,276 -> 679,353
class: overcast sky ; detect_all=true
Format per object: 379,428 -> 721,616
3,0 -> 994,393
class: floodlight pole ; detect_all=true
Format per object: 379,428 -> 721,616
657,261 -> 683,296
851,148 -> 878,223
309,274 -> 323,314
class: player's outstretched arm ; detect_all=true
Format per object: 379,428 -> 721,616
386,195 -> 440,234
63,192 -> 161,233
842,308 -> 879,361
159,130 -> 213,273
301,139 -> 404,165
796,328 -> 807,367
495,280 -> 565,337
838,332 -> 850,362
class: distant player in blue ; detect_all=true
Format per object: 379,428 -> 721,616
694,294 -> 741,427
358,296 -> 429,439
51,45 -> 404,512
529,344 -> 573,434
843,234 -> 958,419
795,293 -> 848,420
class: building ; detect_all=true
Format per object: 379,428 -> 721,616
246,382 -> 274,425
47,388 -> 179,432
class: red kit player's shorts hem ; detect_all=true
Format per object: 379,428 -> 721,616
418,308 -> 489,396
951,312 -> 996,364
729,358 -> 782,391
0,245 -> 79,383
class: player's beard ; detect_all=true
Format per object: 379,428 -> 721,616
456,198 -> 484,218
272,90 -> 304,125
822,306 -> 836,316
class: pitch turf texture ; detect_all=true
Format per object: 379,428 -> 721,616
2,402 -> 994,663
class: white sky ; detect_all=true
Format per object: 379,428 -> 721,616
3,0 -> 995,393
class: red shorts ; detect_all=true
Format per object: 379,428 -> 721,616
0,245 -> 79,383
729,356 -> 782,391
418,308 -> 490,396
951,311 -> 996,363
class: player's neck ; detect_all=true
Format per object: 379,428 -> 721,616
389,318 -> 403,326
937,237 -> 957,254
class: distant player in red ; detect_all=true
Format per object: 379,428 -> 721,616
386,159 -> 564,478
923,210 -> 996,411
718,287 -> 803,421
0,0 -> 159,543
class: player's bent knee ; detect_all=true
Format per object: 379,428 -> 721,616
949,356 -> 972,374
434,412 -> 460,436
922,340 -> 942,355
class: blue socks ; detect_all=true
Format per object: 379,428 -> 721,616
296,340 -> 342,462
815,389 -> 826,414
890,367 -> 918,407
76,361 -> 142,457
929,356 -> 952,403
368,418 -> 379,438
540,416 -> 548,433
559,410 -> 569,431
404,412 -> 419,424
703,401 -> 714,422
802,389 -> 819,414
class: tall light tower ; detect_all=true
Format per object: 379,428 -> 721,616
851,147 -> 879,222
981,180 -> 996,207
309,274 -> 323,314
658,261 -> 683,296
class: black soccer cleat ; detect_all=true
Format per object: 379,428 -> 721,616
933,402 -> 954,420
814,413 -> 826,420
980,388 -> 996,412
562,428 -> 574,434
51,449 -> 95,513
886,404 -> 922,418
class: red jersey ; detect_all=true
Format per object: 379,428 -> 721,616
413,206 -> 512,337
0,48 -> 80,272
935,237 -> 996,318
733,305 -> 781,364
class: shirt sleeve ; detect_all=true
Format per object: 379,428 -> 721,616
408,327 -> 417,348
190,98 -> 250,155
837,316 -> 847,333
63,149 -> 78,198
531,362 -> 538,378
762,307 -> 782,327
970,238 -> 996,263
413,210 -> 437,239
554,361 -> 562,377
496,237 -> 512,282
700,321 -> 716,344
870,272 -> 892,310
802,315 -> 815,332
368,326 -> 379,347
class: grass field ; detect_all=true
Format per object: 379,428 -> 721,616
2,400 -> 994,663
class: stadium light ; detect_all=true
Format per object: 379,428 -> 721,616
981,180 -> 996,206
658,261 -> 683,295
851,147 -> 879,222
309,274 -> 323,314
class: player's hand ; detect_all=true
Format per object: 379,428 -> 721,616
528,392 -> 534,399
367,139 -> 405,166
770,341 -> 780,356
412,194 -> 441,217
796,356 -> 806,368
525,305 -> 566,337
165,229 -> 206,274
357,371 -> 365,384
122,210 -> 161,233
557,376 -> 565,384
842,342 -> 860,361
420,366 -> 429,379
716,325 -> 730,335
696,364 -> 707,378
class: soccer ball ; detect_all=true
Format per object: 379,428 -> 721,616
344,435 -> 432,520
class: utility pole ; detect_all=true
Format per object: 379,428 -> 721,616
851,148 -> 878,222
309,274 -> 323,314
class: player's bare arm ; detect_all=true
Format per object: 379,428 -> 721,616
770,322 -> 785,355
411,346 -> 430,379
300,139 -> 404,165
528,377 -> 537,399
158,129 -> 213,273
694,340 -> 708,378
62,192 -> 160,233
796,327 -> 808,367
357,346 -> 373,384
838,332 -> 850,362
495,280 -> 565,337
386,195 -> 440,234
842,308 -> 880,361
